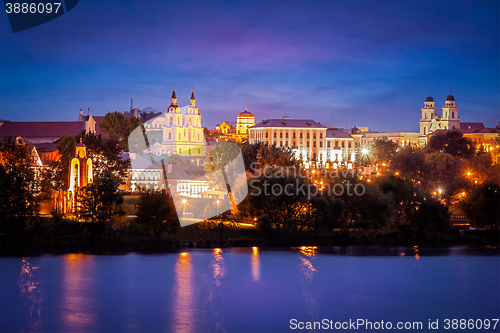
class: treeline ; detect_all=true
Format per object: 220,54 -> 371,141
0,129 -> 499,249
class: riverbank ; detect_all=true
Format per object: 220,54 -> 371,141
1,217 -> 498,255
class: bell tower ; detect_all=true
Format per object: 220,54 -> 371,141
419,91 -> 438,141
441,89 -> 460,130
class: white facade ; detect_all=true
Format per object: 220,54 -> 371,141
419,93 -> 460,146
144,90 -> 205,157
248,118 -> 356,167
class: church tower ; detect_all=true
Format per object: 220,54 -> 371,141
161,88 -> 205,157
419,92 -> 438,145
441,90 -> 460,130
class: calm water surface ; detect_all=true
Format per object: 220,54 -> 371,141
1,246 -> 499,333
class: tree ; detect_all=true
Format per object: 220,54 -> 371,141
245,170 -> 311,240
136,191 -> 180,240
99,111 -> 142,149
44,135 -> 76,191
76,131 -> 130,186
410,198 -> 451,235
0,137 -> 41,222
354,183 -> 395,236
427,130 -> 476,158
379,176 -> 422,226
391,146 -> 427,182
371,137 -> 398,166
460,180 -> 500,230
168,154 -> 185,166
76,174 -> 126,225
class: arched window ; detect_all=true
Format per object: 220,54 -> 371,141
280,133 -> 283,138
319,133 -> 323,139
307,133 -> 310,139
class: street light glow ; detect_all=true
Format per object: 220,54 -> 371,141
361,148 -> 369,155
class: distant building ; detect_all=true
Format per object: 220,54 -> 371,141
248,117 -> 356,168
141,89 -> 206,157
210,103 -> 255,142
0,114 -> 97,144
419,92 -> 460,146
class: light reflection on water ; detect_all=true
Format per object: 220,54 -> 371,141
298,247 -> 319,324
209,248 -> 226,333
62,253 -> 96,331
251,247 -> 260,282
0,246 -> 498,333
18,258 -> 43,332
173,252 -> 194,333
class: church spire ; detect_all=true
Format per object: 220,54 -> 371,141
190,87 -> 195,105
169,86 -> 178,110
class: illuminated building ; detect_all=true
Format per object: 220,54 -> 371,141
419,91 -> 460,146
248,117 -> 356,168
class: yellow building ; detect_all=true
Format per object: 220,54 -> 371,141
145,89 -> 206,157
236,103 -> 255,138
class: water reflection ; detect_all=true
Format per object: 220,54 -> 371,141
414,245 -> 420,260
173,252 -> 194,333
299,246 -> 318,258
209,248 -> 226,333
62,254 -> 96,330
251,247 -> 260,282
298,247 -> 319,323
19,258 -> 43,332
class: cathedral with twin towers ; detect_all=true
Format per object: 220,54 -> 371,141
419,90 -> 460,146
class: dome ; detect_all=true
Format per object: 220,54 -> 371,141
425,96 -> 434,102
237,111 -> 254,118
446,94 -> 455,101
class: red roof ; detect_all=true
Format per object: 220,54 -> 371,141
0,121 -> 86,140
460,122 -> 485,131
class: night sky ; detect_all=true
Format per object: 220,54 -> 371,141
1,0 -> 499,131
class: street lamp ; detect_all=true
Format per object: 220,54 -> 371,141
182,199 -> 187,218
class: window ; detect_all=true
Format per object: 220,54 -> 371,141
293,141 -> 295,147
280,133 -> 283,138
179,133 -> 181,139
452,112 -> 455,118
320,142 -> 323,148
320,133 -> 323,139
313,133 -> 316,139
307,141 -> 310,147
168,132 -> 171,139
266,132 -> 269,138
300,133 -> 303,139
189,149 -> 191,155
327,141 -> 330,148
348,142 -> 351,148
274,133 -> 277,138
313,142 -> 316,147
170,117 -> 173,125
280,141 -> 283,146
198,149 -> 200,154
293,133 -> 296,139
307,133 -> 310,139
342,142 -> 345,148
285,133 -> 288,139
